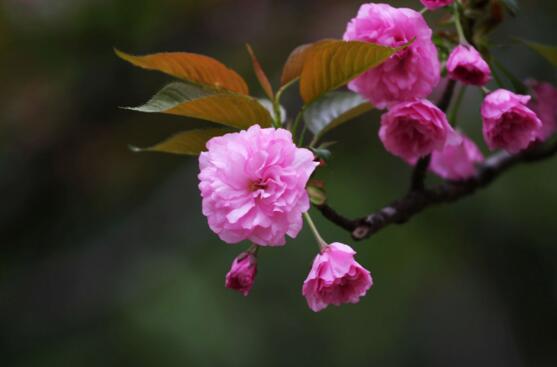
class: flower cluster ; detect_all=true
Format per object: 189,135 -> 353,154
191,1 -> 555,314
346,1 -> 550,181
200,125 -> 372,311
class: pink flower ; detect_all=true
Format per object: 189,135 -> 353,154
481,89 -> 542,153
343,3 -> 440,109
430,131 -> 484,180
198,125 -> 318,246
225,252 -> 257,296
526,80 -> 557,142
302,242 -> 373,312
420,0 -> 454,10
446,45 -> 491,86
379,99 -> 457,163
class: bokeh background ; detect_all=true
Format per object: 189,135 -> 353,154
1,0 -> 556,366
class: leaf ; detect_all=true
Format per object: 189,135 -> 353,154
303,91 -> 373,137
246,44 -> 274,99
299,40 -> 400,104
115,49 -> 249,95
310,147 -> 332,161
519,39 -> 557,67
280,39 -> 336,87
500,0 -> 519,15
130,128 -> 231,155
126,82 -> 273,129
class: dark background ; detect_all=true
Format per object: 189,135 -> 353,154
1,0 -> 556,366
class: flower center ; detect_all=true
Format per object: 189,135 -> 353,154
249,179 -> 267,192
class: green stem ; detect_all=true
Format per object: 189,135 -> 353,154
309,134 -> 320,149
298,125 -> 307,147
453,3 -> 468,45
419,7 -> 427,14
291,109 -> 304,138
247,243 -> 259,255
448,84 -> 467,127
272,79 -> 298,128
303,212 -> 328,251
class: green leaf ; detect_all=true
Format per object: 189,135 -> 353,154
126,82 -> 274,129
115,49 -> 249,95
130,128 -> 231,155
501,0 -> 519,15
519,39 -> 557,67
299,40 -> 400,104
303,91 -> 373,138
310,147 -> 332,161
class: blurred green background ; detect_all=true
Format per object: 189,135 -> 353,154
1,0 -> 556,366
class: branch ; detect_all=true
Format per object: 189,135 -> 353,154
316,140 -> 557,241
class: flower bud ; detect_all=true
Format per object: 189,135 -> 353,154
447,45 -> 491,86
225,252 -> 257,296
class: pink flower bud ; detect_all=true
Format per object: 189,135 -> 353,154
303,242 -> 372,312
526,80 -> 557,142
198,125 -> 318,246
481,89 -> 542,153
447,45 -> 491,86
379,99 -> 457,163
225,252 -> 257,296
420,0 -> 454,10
430,131 -> 484,180
343,3 -> 440,109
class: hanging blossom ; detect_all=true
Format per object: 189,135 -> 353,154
225,252 -> 258,296
526,80 -> 557,142
420,0 -> 454,10
198,125 -> 318,246
446,45 -> 491,86
343,3 -> 440,109
481,89 -> 542,153
430,131 -> 484,180
379,99 -> 457,163
302,242 -> 373,312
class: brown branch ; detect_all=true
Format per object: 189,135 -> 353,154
316,140 -> 557,241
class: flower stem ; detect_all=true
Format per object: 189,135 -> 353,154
419,7 -> 427,14
303,212 -> 328,251
453,3 -> 468,45
273,79 -> 299,128
291,109 -> 304,139
448,84 -> 467,126
247,244 -> 259,255
297,125 -> 307,146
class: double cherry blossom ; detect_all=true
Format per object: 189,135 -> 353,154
198,2 -> 551,312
